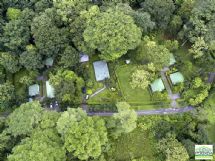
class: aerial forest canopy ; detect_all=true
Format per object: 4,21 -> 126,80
0,0 -> 214,161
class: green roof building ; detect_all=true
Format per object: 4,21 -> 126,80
150,78 -> 165,92
46,81 -> 55,98
170,72 -> 184,85
29,84 -> 40,96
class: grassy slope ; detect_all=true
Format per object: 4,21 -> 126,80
205,92 -> 215,143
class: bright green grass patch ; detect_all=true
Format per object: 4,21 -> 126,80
116,65 -> 152,104
87,89 -> 121,104
109,128 -> 159,161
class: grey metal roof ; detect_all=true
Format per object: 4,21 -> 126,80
93,61 -> 110,81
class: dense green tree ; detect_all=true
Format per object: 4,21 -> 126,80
84,9 -> 142,61
53,0 -> 91,22
0,82 -> 15,109
130,69 -> 151,89
34,0 -> 53,13
135,36 -> 171,70
57,108 -> 108,160
132,11 -> 155,34
169,15 -> 183,34
31,8 -> 68,57
1,9 -> 35,52
6,101 -> 43,136
14,70 -> 38,86
3,0 -> 52,10
185,0 -> 215,45
70,5 -> 100,54
114,3 -> 155,33
7,129 -> 66,161
189,37 -> 208,59
39,111 -> 60,130
20,45 -> 43,70
158,136 -> 189,161
141,0 -> 175,29
183,77 -> 211,106
0,132 -> 17,161
0,52 -> 19,73
59,45 -> 79,68
108,102 -> 137,138
49,70 -> 84,104
6,8 -> 21,20
178,0 -> 194,21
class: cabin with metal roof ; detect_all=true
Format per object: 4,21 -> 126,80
93,61 -> 110,81
150,78 -> 165,92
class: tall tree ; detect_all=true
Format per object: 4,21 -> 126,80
141,0 -> 175,29
0,52 -> 20,73
1,9 -> 35,53
6,101 -> 43,136
31,8 -> 68,57
108,102 -> 137,138
0,82 -> 15,109
57,108 -> 108,160
130,69 -> 151,89
84,9 -> 142,61
135,36 -> 171,70
59,45 -> 79,68
19,45 -> 43,70
157,136 -> 189,161
7,129 -> 66,161
53,0 -> 90,22
49,70 -> 84,104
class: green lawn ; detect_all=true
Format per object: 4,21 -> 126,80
116,65 -> 152,103
109,128 -> 159,161
87,89 -> 121,104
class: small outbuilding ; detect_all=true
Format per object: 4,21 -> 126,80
29,84 -> 40,97
46,81 -> 55,98
45,57 -> 54,67
79,53 -> 89,63
150,78 -> 165,92
170,72 -> 184,85
93,61 -> 110,81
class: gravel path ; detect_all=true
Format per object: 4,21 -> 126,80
90,86 -> 106,98
88,106 -> 195,116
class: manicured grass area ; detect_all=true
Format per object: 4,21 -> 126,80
87,89 -> 121,104
116,65 -> 152,103
109,128 -> 159,161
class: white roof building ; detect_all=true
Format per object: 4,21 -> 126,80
46,81 -> 55,98
28,84 -> 40,96
79,53 -> 89,63
93,61 -> 110,81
